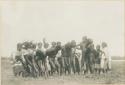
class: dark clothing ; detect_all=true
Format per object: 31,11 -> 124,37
65,43 -> 72,58
62,43 -> 74,74
15,55 -> 27,71
85,48 -> 96,64
36,49 -> 46,62
95,50 -> 101,64
46,45 -> 61,58
35,49 -> 46,76
49,57 -> 56,70
15,55 -> 22,62
84,48 -> 96,74
79,41 -> 88,69
24,53 -> 38,77
46,45 -> 62,74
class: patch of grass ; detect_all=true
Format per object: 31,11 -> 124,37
1,58 -> 125,85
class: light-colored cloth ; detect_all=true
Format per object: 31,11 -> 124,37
75,49 -> 82,59
55,50 -> 61,68
42,47 -> 50,55
11,50 -> 24,64
12,61 -> 22,67
46,63 -> 51,72
75,49 -> 82,68
56,50 -> 62,59
100,47 -> 111,69
46,56 -> 51,71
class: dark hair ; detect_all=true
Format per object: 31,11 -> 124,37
51,42 -> 56,46
71,40 -> 76,47
17,43 -> 22,50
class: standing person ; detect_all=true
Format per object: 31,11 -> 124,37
100,42 -> 111,73
42,38 -> 51,76
30,43 -> 38,76
55,41 -> 62,75
95,45 -> 102,74
48,41 -> 57,74
45,41 -> 61,75
70,40 -> 77,74
74,46 -> 82,74
79,36 -> 88,73
84,40 -> 96,74
35,42 -> 46,76
63,42 -> 72,74
22,41 -> 37,77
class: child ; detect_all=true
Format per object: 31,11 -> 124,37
100,42 -> 111,73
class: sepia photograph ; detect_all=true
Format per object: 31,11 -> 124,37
0,0 -> 125,85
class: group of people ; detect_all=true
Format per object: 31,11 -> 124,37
11,36 -> 111,78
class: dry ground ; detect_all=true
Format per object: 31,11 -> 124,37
1,58 -> 125,85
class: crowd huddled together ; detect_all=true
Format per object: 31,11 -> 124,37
11,36 -> 111,78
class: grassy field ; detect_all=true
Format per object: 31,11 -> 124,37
1,58 -> 125,85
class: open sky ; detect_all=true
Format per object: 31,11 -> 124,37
0,0 -> 124,57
